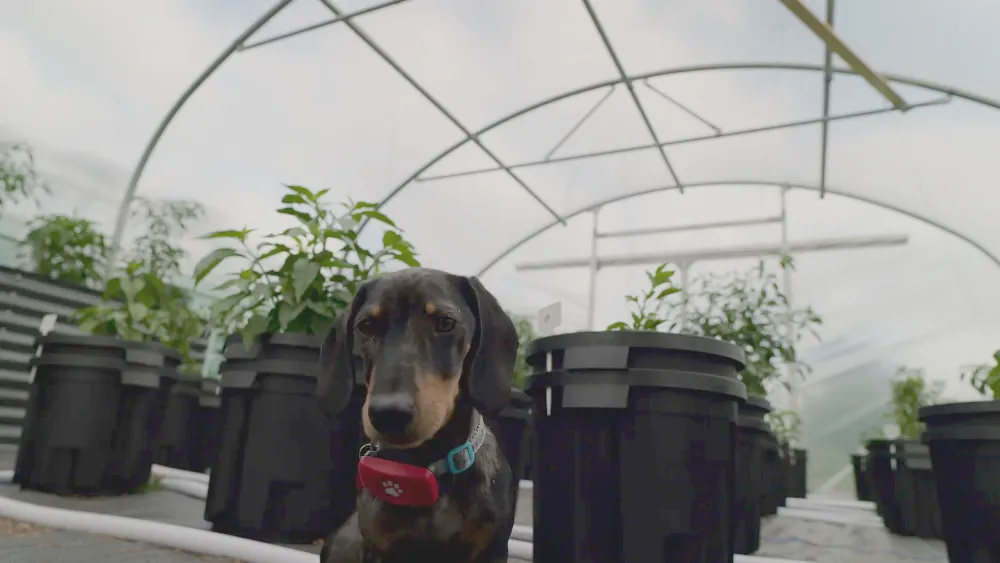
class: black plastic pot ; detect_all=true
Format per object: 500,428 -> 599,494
197,379 -> 222,471
760,432 -> 779,516
525,331 -> 747,563
920,400 -> 1000,562
204,333 -> 364,544
866,439 -> 901,533
893,440 -> 943,539
14,334 -> 179,495
486,388 -> 532,510
851,453 -> 872,501
788,448 -> 808,498
732,395 -> 771,556
155,373 -> 204,471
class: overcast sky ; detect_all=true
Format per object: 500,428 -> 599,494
3,0 -> 1000,409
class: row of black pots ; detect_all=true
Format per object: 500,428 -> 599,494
154,377 -> 222,473
524,331 -> 806,563
14,334 -> 185,495
14,329 -> 808,563
863,439 -> 943,539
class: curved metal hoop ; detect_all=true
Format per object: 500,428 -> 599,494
474,180 -> 1000,277
375,62 -> 1000,214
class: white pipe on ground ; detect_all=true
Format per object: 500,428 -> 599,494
151,464 -> 209,484
0,494 -> 316,563
0,470 -> 536,561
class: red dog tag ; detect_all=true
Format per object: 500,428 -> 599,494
357,456 -> 440,507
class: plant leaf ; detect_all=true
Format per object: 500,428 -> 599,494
193,248 -> 239,284
291,259 -> 322,302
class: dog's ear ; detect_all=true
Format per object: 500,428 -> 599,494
316,284 -> 368,417
455,275 -> 518,415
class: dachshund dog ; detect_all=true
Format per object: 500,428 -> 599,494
315,267 -> 519,563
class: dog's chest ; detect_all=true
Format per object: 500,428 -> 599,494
357,490 -> 496,559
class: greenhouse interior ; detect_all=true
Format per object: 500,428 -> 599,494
1,0 -> 999,562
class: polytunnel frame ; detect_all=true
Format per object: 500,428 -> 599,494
112,0 -> 1000,281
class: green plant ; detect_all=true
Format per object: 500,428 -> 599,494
766,409 -> 802,448
74,198 -> 208,364
0,142 -> 46,211
886,366 -> 944,439
193,185 -> 419,347
606,264 -> 681,331
74,261 -> 208,363
508,311 -> 536,389
20,214 -> 109,288
127,197 -> 204,279
677,257 -> 822,397
961,349 -> 1000,399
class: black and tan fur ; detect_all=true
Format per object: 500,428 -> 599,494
315,268 -> 519,563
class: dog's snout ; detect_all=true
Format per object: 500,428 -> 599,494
368,394 -> 415,437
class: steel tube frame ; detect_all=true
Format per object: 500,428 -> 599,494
314,0 -> 564,225
546,86 -> 616,161
579,0 -> 683,190
642,80 -> 722,135
238,0 -> 413,52
475,180 -> 1000,276
818,0 -> 836,198
514,233 -> 908,271
109,0 -> 410,269
416,96 -> 950,182
597,215 -> 783,239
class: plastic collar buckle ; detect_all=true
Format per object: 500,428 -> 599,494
445,442 -> 476,474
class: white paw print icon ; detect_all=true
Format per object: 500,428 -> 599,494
382,481 -> 403,497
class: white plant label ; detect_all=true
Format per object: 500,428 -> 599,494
536,302 -> 562,336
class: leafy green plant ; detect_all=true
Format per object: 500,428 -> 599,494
766,409 -> 802,448
20,214 -> 108,288
74,262 -> 208,364
886,366 -> 944,439
607,264 -> 681,331
0,142 -> 46,211
677,257 -> 822,397
961,349 -> 1000,399
508,311 -> 536,389
74,198 -> 208,365
192,185 -> 419,347
127,197 -> 204,279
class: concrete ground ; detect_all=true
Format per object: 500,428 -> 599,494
0,445 -> 949,563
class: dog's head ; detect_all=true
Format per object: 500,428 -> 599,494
316,267 -> 517,448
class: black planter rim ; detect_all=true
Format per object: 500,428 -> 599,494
39,333 -> 182,361
744,394 -> 772,411
218,358 -> 321,388
525,368 -> 747,401
224,331 -> 323,349
527,331 -> 746,368
922,426 -> 1000,442
918,399 -> 1000,420
736,415 -> 771,432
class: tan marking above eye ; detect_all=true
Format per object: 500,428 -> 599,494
424,302 -> 437,315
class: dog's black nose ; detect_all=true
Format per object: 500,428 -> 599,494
368,394 -> 415,437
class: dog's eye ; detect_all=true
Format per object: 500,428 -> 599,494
434,316 -> 457,333
356,318 -> 378,337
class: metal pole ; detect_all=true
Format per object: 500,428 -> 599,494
818,0 -> 836,198
586,208 -> 600,330
678,261 -> 690,332
781,186 -> 800,412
